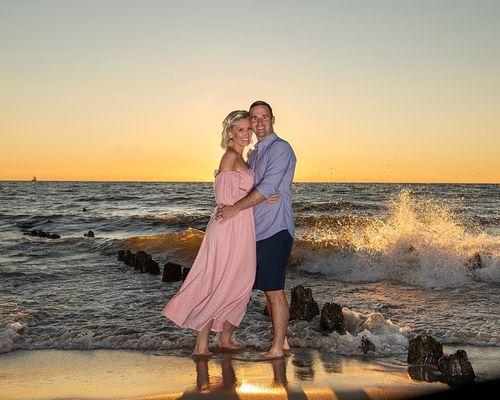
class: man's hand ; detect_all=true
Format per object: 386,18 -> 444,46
216,204 -> 239,223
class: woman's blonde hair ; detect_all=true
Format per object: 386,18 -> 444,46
221,110 -> 250,149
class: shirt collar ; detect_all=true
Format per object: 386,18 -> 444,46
254,132 -> 277,150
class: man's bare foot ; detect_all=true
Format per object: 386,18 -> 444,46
259,349 -> 284,360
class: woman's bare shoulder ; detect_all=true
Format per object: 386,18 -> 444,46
218,149 -> 238,172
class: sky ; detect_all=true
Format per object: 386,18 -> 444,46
1,0 -> 499,182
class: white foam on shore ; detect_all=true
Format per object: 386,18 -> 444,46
0,322 -> 24,353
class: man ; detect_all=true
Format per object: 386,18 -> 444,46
216,100 -> 296,358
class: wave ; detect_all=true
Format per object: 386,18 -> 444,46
294,200 -> 380,213
134,214 -> 210,230
98,189 -> 499,289
296,190 -> 500,289
0,303 -> 410,357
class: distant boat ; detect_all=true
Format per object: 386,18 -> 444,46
31,176 -> 37,182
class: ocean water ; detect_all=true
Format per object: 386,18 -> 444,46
0,181 -> 499,357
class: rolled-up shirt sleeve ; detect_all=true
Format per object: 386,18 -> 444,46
255,142 -> 295,199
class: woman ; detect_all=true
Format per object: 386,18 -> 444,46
162,110 -> 277,356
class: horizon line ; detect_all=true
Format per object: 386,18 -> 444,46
1,179 -> 499,185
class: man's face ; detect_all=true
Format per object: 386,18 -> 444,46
250,105 -> 275,141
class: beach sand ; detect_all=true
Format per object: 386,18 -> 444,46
1,346 -> 498,400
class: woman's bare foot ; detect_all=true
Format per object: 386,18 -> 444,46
192,347 -> 213,356
216,339 -> 246,351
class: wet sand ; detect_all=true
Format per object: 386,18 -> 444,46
1,346 -> 498,400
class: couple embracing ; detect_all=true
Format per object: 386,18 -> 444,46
162,101 -> 296,359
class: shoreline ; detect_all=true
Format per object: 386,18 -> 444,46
1,346 -> 499,400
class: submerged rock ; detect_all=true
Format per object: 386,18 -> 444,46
162,262 -> 183,282
26,229 -> 60,239
117,250 -> 126,262
117,250 -> 160,275
465,253 -> 482,270
407,335 -> 444,365
84,230 -> 95,237
360,336 -> 376,355
135,251 -> 160,274
438,350 -> 475,380
289,285 -> 319,321
319,302 -> 346,335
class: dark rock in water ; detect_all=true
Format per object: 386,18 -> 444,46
360,336 -> 376,355
135,251 -> 151,272
438,350 -> 475,380
289,285 -> 319,321
407,335 -> 444,365
407,365 -> 442,383
117,250 -> 126,262
409,350 -> 475,386
121,250 -> 135,266
162,262 -> 183,282
465,253 -> 482,270
182,267 -> 191,281
84,230 -> 95,237
319,302 -> 346,335
28,229 -> 60,239
82,208 -> 87,212
117,250 -> 159,275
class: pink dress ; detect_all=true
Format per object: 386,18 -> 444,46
162,169 -> 256,332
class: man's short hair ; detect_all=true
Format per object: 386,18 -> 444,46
249,100 -> 273,118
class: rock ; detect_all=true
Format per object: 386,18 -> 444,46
162,262 -> 183,282
122,250 -> 135,266
465,253 -> 482,270
438,350 -> 475,379
289,285 -> 319,321
149,260 -> 160,275
407,365 -> 442,383
84,230 -> 95,237
117,250 -> 159,275
117,250 -> 126,262
135,251 -> 151,272
319,302 -> 346,335
360,336 -> 376,355
407,335 -> 444,365
27,229 -> 60,239
182,267 -> 191,281
82,208 -> 87,212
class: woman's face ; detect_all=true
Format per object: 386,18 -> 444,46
230,118 -> 252,148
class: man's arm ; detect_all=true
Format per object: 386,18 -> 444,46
216,187 -> 266,221
216,141 -> 293,222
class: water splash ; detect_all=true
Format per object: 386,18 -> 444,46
298,190 -> 500,289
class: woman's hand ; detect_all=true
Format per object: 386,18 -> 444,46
246,148 -> 255,162
265,192 -> 281,204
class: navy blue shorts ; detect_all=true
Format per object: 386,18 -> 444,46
253,229 -> 294,291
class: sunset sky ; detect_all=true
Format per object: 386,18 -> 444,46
1,0 -> 499,182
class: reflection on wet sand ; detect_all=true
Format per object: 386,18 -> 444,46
179,352 -> 356,399
181,355 -> 292,399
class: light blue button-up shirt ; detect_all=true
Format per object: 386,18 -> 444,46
248,132 -> 296,241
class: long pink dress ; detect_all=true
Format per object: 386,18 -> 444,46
162,169 -> 256,332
